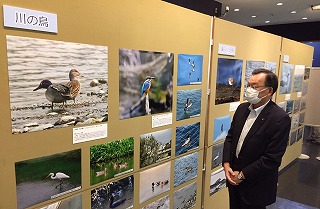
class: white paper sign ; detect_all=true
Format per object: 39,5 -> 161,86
229,102 -> 240,112
297,92 -> 302,97
152,113 -> 172,128
73,124 -> 107,144
3,5 -> 57,33
285,94 -> 291,100
218,44 -> 236,56
283,55 -> 290,63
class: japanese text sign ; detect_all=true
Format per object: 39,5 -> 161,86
3,5 -> 57,33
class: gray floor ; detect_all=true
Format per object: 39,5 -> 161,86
268,133 -> 320,209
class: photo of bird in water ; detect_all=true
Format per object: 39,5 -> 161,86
7,36 -> 108,134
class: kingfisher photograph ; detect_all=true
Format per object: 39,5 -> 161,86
15,149 -> 81,209
7,35 -> 108,134
119,48 -> 173,119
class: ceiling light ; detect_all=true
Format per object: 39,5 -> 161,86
311,4 -> 320,10
277,3 -> 283,6
234,8 -> 240,12
302,17 -> 308,20
291,11 -> 296,14
252,15 -> 256,18
265,20 -> 270,23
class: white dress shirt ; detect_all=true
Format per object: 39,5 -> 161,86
236,101 -> 270,157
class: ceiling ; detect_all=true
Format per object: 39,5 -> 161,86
217,0 -> 320,27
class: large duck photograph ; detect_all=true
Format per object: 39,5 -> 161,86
7,35 -> 108,134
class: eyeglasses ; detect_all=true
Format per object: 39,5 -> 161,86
245,85 -> 269,90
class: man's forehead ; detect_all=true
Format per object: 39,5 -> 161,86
249,73 -> 266,83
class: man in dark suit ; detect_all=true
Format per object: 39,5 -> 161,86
223,69 -> 291,209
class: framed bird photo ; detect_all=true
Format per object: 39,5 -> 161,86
213,115 -> 232,143
139,161 -> 171,204
209,168 -> 226,195
15,149 -> 81,209
90,137 -> 134,185
177,54 -> 203,86
175,122 -> 200,156
173,151 -> 199,187
215,58 -> 243,105
211,143 -> 224,169
40,194 -> 82,209
280,63 -> 294,94
6,35 -> 108,134
140,129 -> 172,169
173,182 -> 197,209
119,48 -> 173,119
141,195 -> 169,209
91,175 -> 134,209
176,89 -> 202,121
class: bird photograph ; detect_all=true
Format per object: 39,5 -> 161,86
46,172 -> 70,189
176,89 -> 202,121
211,143 -> 224,169
119,48 -> 173,119
7,35 -> 108,134
177,54 -> 203,86
91,175 -> 134,209
15,149 -> 81,209
175,122 -> 200,156
215,58 -> 243,105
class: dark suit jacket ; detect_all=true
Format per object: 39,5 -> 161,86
223,101 -> 291,206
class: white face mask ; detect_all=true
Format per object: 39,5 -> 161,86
245,87 -> 268,104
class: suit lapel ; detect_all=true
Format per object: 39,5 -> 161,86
241,102 -> 274,149
231,106 -> 250,151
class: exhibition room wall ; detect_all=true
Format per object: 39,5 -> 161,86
0,1 -> 314,209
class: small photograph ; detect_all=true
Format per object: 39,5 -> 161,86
291,114 -> 299,130
280,63 -> 294,94
290,130 -> 297,146
140,162 -> 171,204
210,168 -> 226,195
7,35 -> 108,134
292,65 -> 305,92
175,122 -> 200,156
40,194 -> 82,209
15,149 -> 81,209
176,89 -> 202,121
174,152 -> 199,187
300,97 -> 307,111
215,58 -> 243,105
119,49 -> 173,119
277,102 -> 286,111
266,61 -> 277,74
297,127 -> 303,142
140,129 -> 172,168
286,100 -> 294,115
91,175 -> 134,209
173,182 -> 197,209
177,54 -> 203,85
293,99 -> 301,114
299,112 -> 305,126
244,61 -> 265,99
142,195 -> 169,209
213,115 -> 232,143
302,83 -> 309,96
211,143 -> 224,169
90,137 -> 134,186
304,67 -> 311,80
304,125 -> 320,144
